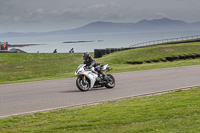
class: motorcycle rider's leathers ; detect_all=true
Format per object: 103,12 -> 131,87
84,56 -> 98,68
83,56 -> 107,78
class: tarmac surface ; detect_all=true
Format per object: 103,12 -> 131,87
1,65 -> 200,118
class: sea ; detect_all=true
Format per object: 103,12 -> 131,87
1,30 -> 200,53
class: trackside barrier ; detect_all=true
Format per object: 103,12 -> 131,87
129,35 -> 200,48
94,35 -> 200,58
94,48 -> 132,58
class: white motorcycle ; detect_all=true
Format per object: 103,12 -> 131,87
75,64 -> 115,91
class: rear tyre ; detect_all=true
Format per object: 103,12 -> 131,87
105,74 -> 115,88
76,76 -> 90,91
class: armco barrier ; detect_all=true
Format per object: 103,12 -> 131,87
130,35 -> 200,48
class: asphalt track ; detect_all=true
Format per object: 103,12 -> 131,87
1,65 -> 200,118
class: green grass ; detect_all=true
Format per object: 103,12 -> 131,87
96,39 -> 200,73
98,40 -> 200,64
0,53 -> 83,84
1,87 -> 200,132
1,39 -> 200,132
1,39 -> 200,84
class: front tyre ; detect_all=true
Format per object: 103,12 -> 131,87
105,74 -> 115,88
76,76 -> 90,91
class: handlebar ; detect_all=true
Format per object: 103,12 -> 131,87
106,68 -> 113,72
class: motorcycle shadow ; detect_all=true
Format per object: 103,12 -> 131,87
89,87 -> 109,91
59,87 -> 109,93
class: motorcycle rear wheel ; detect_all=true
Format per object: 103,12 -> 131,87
76,76 -> 90,91
105,74 -> 115,88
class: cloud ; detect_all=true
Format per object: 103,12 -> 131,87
0,0 -> 199,23
0,0 -> 123,23
156,12 -> 166,18
86,2 -> 121,19
0,0 -> 200,33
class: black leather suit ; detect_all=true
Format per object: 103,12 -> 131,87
84,57 -> 98,68
84,57 -> 104,76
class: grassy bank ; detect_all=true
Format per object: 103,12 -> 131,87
1,87 -> 200,132
0,39 -> 200,84
0,53 -> 83,84
98,40 -> 200,64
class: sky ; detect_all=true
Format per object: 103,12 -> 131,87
0,0 -> 200,33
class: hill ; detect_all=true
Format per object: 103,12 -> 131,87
1,18 -> 200,37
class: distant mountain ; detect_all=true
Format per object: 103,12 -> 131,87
74,21 -> 135,33
134,18 -> 188,30
1,18 -> 200,38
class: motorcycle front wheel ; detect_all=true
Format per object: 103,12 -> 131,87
105,74 -> 115,88
76,76 -> 90,91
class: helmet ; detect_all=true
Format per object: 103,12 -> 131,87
83,52 -> 90,60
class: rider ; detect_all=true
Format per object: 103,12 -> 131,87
83,52 -> 107,79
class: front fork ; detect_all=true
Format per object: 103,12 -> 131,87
82,75 -> 86,84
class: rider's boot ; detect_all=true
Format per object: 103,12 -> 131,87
101,72 -> 109,81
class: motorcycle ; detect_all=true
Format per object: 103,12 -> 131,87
75,64 -> 115,91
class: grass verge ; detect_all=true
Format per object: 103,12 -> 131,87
1,39 -> 200,84
0,53 -> 83,84
1,87 -> 200,132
